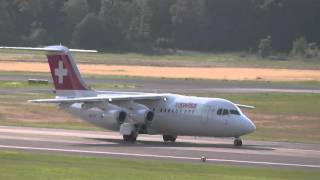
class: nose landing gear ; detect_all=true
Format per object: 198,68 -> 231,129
233,137 -> 242,146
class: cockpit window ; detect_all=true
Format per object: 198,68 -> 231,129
230,109 -> 240,115
222,109 -> 229,115
218,108 -> 239,116
217,109 -> 222,115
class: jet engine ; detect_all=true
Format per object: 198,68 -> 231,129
118,101 -> 154,125
101,108 -> 127,125
130,108 -> 154,125
80,102 -> 127,128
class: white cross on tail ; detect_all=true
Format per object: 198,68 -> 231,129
55,61 -> 68,84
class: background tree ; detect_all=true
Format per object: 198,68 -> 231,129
62,0 -> 88,46
258,36 -> 273,57
148,0 -> 173,47
170,0 -> 207,50
0,0 -> 320,54
86,0 -> 101,14
71,14 -> 107,49
0,0 -> 19,45
99,0 -> 134,49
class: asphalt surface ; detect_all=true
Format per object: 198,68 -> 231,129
1,74 -> 320,94
0,126 -> 319,170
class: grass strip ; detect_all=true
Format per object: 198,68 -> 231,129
0,151 -> 319,180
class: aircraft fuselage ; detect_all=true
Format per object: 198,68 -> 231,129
67,94 -> 256,138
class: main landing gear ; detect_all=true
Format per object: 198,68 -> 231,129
163,135 -> 177,142
123,133 -> 138,142
233,137 -> 243,147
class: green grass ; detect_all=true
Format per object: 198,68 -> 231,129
0,71 -> 48,77
0,93 -> 102,131
0,93 -> 51,102
0,151 -> 318,180
0,81 -> 52,89
1,49 -> 320,69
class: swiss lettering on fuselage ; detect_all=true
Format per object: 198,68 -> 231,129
175,102 -> 197,109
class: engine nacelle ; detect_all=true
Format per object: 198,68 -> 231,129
130,108 -> 154,124
118,101 -> 154,125
80,102 -> 127,129
101,109 -> 127,125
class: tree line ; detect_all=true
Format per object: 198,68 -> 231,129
0,0 -> 319,54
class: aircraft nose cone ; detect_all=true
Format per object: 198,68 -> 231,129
242,117 -> 256,134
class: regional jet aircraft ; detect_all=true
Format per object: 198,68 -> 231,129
1,45 -> 256,146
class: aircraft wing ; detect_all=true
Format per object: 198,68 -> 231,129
29,94 -> 166,103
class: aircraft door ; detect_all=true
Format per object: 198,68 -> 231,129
201,106 -> 211,124
216,106 -> 228,126
221,109 -> 229,125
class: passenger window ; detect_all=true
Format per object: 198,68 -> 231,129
222,109 -> 229,115
230,109 -> 240,115
217,109 -> 222,115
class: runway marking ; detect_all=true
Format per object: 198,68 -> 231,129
0,135 -> 117,145
150,146 -> 320,159
0,145 -> 319,169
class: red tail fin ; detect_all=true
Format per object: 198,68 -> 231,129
47,53 -> 89,90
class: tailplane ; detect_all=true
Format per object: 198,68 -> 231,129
0,45 -> 97,97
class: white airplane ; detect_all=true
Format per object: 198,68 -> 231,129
1,45 -> 256,146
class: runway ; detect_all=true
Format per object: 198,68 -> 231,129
0,126 -> 319,169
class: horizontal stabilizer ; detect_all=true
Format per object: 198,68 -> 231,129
0,46 -> 97,53
236,104 -> 255,109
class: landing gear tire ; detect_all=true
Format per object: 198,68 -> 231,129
123,133 -> 137,142
163,135 -> 177,142
233,138 -> 242,147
